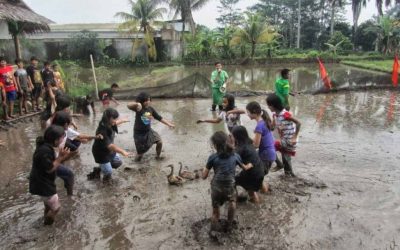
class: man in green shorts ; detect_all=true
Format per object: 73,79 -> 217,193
275,68 -> 291,110
210,62 -> 229,112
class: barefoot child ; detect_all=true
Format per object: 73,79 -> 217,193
89,108 -> 132,182
197,94 -> 243,133
14,59 -> 33,115
231,126 -> 267,203
202,131 -> 252,231
245,101 -> 276,179
29,125 -> 73,225
266,94 -> 301,177
0,57 -> 19,118
127,92 -> 175,161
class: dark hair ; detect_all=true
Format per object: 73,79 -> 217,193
50,79 -> 57,87
266,93 -> 284,112
246,101 -> 273,130
281,68 -> 290,79
0,56 -> 6,62
15,58 -> 23,64
55,95 -> 71,111
86,94 -> 92,100
111,83 -> 119,88
136,92 -> 151,105
101,108 -> 119,126
52,111 -> 71,127
215,62 -> 221,66
231,126 -> 253,146
44,61 -> 51,67
36,125 -> 65,147
223,94 -> 235,112
210,131 -> 234,158
52,64 -> 58,68
30,56 -> 38,61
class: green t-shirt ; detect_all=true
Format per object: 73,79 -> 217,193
211,70 -> 229,89
275,77 -> 290,107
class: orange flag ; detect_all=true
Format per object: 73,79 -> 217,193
317,58 -> 332,90
392,55 -> 399,87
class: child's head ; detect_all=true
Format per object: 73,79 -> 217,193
210,131 -> 233,158
0,56 -> 6,67
281,68 -> 290,79
15,58 -> 24,68
111,83 -> 119,92
222,94 -> 235,111
246,101 -> 262,120
41,125 -> 66,147
30,56 -> 39,66
44,61 -> 51,69
231,126 -> 252,146
55,95 -> 71,112
101,108 -> 119,126
52,111 -> 71,130
266,93 -> 284,112
215,62 -> 222,71
136,92 -> 151,107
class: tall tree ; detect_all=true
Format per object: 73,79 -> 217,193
297,0 -> 301,48
216,0 -> 243,27
328,0 -> 344,36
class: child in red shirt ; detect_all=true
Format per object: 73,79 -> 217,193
0,57 -> 19,118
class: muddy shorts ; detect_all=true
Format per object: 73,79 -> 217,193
134,129 -> 161,154
6,91 -> 17,101
211,181 -> 236,208
18,87 -> 30,99
41,194 -> 61,211
32,85 -> 42,99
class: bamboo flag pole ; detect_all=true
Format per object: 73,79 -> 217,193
90,54 -> 99,100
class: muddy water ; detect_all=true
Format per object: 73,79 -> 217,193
0,90 -> 399,249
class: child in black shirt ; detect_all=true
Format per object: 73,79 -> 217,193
127,92 -> 175,162
29,125 -> 73,225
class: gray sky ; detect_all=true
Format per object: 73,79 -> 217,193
24,0 -> 382,27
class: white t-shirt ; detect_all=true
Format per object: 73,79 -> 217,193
218,111 -> 241,132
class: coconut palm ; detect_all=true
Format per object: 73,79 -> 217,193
231,12 -> 279,59
366,15 -> 400,54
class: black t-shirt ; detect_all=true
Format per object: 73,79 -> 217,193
76,96 -> 94,115
29,143 -> 57,197
98,88 -> 113,101
92,121 -> 118,163
206,153 -> 243,184
134,106 -> 162,134
26,65 -> 43,86
235,144 -> 265,178
41,68 -> 54,88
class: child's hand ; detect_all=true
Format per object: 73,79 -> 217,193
59,147 -> 71,160
137,103 -> 142,112
122,151 -> 134,157
196,120 -> 204,124
96,134 -> 103,140
291,137 -> 298,146
168,123 -> 175,129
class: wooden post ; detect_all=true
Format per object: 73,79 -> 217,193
90,54 -> 99,100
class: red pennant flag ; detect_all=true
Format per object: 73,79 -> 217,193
317,58 -> 332,90
392,55 -> 399,87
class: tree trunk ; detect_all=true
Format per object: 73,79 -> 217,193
181,21 -> 185,60
330,1 -> 335,37
296,0 -> 301,49
180,0 -> 196,36
13,34 -> 21,59
251,42 -> 255,59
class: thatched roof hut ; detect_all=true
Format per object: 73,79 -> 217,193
0,0 -> 53,58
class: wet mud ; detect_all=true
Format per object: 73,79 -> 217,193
0,90 -> 399,249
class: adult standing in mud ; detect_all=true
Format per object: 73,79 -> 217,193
210,62 -> 230,112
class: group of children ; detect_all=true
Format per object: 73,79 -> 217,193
0,56 -> 65,120
26,62 -> 301,232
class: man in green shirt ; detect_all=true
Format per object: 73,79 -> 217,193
210,62 -> 229,111
275,68 -> 291,110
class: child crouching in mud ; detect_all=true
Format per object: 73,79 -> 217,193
29,125 -> 74,225
127,92 -> 175,162
266,94 -> 301,177
88,108 -> 132,182
202,131 -> 253,232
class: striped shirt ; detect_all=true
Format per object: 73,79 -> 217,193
275,109 -> 296,152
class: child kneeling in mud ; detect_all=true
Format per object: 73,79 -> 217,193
202,131 -> 253,231
127,92 -> 175,161
89,108 -> 132,182
29,125 -> 74,225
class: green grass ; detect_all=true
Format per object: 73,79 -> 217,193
341,60 -> 395,74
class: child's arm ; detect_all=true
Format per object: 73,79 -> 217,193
196,117 -> 222,124
226,108 -> 246,115
253,132 -> 262,149
116,117 -> 129,126
288,116 -> 301,145
48,147 -> 72,173
202,168 -> 210,179
108,144 -> 133,157
14,74 -> 21,92
111,97 -> 119,105
161,118 -> 175,128
127,102 -> 141,111
238,162 -> 253,171
76,133 -> 102,141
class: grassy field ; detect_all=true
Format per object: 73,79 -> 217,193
341,60 -> 395,74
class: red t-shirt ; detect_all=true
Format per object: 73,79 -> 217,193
0,66 -> 16,92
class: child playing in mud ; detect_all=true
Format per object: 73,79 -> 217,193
231,126 -> 268,203
202,131 -> 253,231
0,56 -> 19,118
275,68 -> 291,110
89,108 -> 132,182
266,94 -> 301,177
210,62 -> 230,111
14,59 -> 33,115
98,83 -> 120,107
197,94 -> 243,133
29,125 -> 74,225
127,92 -> 175,162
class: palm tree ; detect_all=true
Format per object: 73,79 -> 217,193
7,21 -> 24,59
366,15 -> 399,54
327,0 -> 343,36
168,0 -> 210,36
231,12 -> 279,59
